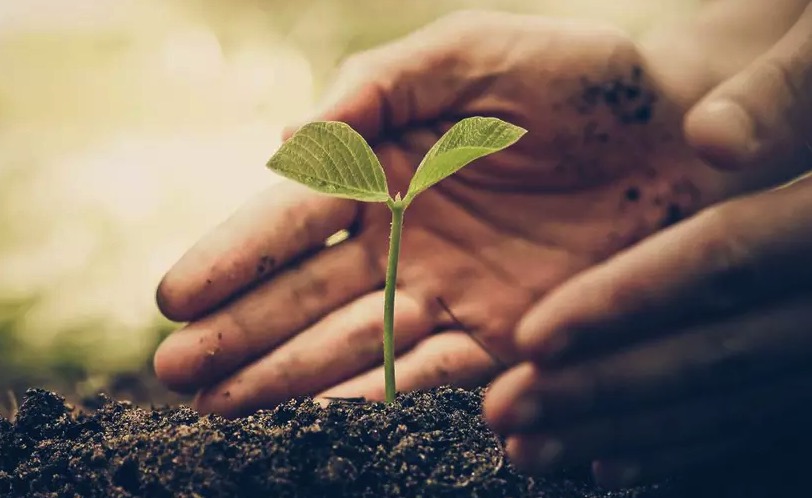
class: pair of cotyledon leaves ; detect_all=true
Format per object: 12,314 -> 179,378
267,117 -> 526,205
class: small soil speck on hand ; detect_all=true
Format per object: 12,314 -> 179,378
625,187 -> 641,202
572,66 -> 657,125
257,255 -> 276,276
661,203 -> 684,227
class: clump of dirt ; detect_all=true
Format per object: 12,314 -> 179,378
0,387 -> 806,497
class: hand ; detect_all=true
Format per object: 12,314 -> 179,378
154,11 -> 742,418
485,174 -> 812,486
684,1 -> 812,173
485,5 -> 812,488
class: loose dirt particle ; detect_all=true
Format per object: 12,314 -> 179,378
0,388 -> 807,497
625,187 -> 641,202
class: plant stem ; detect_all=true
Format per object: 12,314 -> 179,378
383,201 -> 405,403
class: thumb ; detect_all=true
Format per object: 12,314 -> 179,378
282,15 -> 471,141
684,3 -> 812,172
281,60 -> 392,141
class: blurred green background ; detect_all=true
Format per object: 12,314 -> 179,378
0,0 -> 697,409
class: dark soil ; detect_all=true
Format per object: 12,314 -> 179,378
0,363 -> 190,420
0,387 -> 807,498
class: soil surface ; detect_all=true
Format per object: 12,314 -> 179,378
0,387 -> 807,497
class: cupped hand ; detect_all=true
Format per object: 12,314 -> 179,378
153,11 -> 740,418
485,7 -> 812,488
485,173 -> 812,487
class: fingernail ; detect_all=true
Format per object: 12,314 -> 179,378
592,460 -> 642,488
535,438 -> 565,470
509,398 -> 542,430
690,99 -> 756,166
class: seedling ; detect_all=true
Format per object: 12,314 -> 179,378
266,117 -> 526,402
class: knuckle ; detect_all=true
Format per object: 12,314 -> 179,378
289,266 -> 330,321
272,354 -> 301,400
693,205 -> 756,311
432,361 -> 453,384
742,53 -> 812,143
758,57 -> 803,108
345,312 -> 386,361
603,271 -> 651,317
286,196 -> 320,240
336,51 -> 376,79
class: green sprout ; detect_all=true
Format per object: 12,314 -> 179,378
266,117 -> 526,402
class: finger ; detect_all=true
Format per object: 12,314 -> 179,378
516,174 -> 812,364
317,331 -> 503,401
282,11 -> 498,140
590,437 -> 744,489
499,368 -> 812,474
156,182 -> 359,321
153,235 -> 384,392
193,290 -> 433,417
488,293 -> 812,432
685,3 -> 812,172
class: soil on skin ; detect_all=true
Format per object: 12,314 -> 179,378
0,387 -> 806,498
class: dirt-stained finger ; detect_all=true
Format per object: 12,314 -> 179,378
317,331 -> 504,402
488,293 -> 812,434
193,290 -> 433,418
516,174 -> 812,365
154,235 -> 384,393
156,181 -> 359,322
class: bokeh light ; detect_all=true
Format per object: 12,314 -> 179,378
0,0 -> 697,394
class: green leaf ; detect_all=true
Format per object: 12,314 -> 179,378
404,117 -> 526,203
266,121 -> 390,203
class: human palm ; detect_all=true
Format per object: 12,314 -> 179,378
154,12 -> 732,417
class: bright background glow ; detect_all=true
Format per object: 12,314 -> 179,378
0,0 -> 697,392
